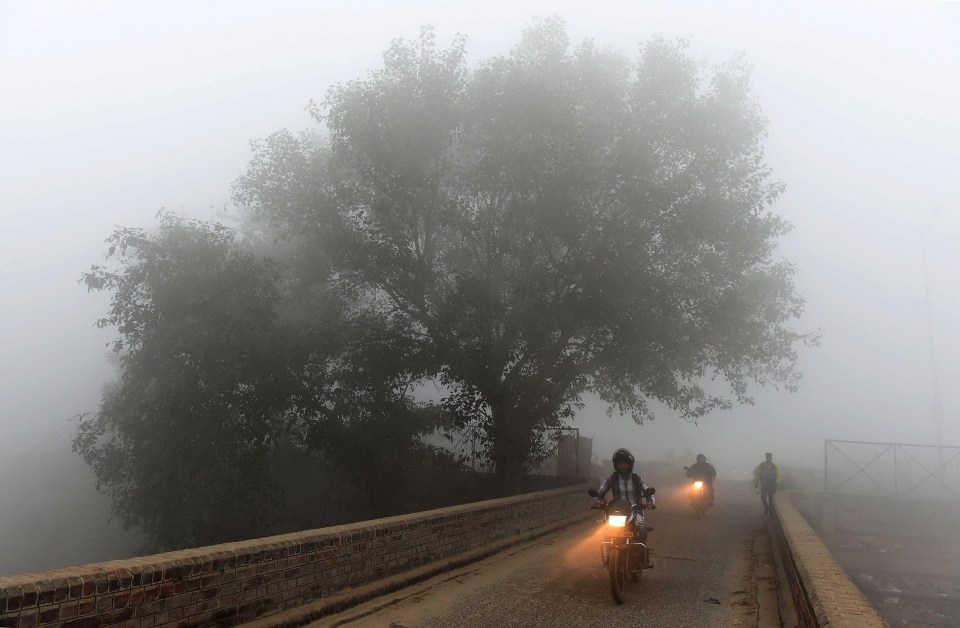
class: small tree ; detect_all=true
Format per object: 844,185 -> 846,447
75,212 -> 291,550
77,211 -> 463,548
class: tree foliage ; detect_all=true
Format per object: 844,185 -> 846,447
79,19 -> 813,547
76,210 -> 457,549
75,211 -> 291,550
235,19 -> 811,484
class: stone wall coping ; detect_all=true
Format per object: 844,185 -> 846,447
0,482 -> 591,588
772,490 -> 887,627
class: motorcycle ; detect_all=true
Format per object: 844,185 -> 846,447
683,467 -> 709,519
587,487 -> 656,604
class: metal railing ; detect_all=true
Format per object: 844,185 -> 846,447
422,425 -> 590,477
421,423 -> 495,473
824,439 -> 960,500
533,428 -> 587,478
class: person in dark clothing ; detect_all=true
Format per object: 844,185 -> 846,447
685,453 -> 717,506
595,448 -> 657,510
753,452 -> 781,515
594,448 -> 656,565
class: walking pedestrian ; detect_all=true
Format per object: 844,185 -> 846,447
753,452 -> 781,515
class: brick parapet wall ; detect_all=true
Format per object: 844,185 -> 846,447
771,490 -> 887,627
0,482 -> 592,628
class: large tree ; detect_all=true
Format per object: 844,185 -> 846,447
235,19 -> 812,487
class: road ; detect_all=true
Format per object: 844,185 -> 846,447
308,479 -> 780,627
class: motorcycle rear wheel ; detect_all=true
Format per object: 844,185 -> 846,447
609,547 -> 627,604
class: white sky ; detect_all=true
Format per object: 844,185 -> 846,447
1,0 -> 959,471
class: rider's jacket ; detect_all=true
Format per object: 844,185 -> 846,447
597,472 -> 655,508
685,461 -> 717,482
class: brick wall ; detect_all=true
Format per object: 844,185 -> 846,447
770,490 -> 887,627
0,482 -> 592,628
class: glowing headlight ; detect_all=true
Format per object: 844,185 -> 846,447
608,515 -> 628,527
694,481 -> 703,489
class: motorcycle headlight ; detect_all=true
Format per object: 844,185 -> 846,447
694,481 -> 703,489
608,515 -> 628,527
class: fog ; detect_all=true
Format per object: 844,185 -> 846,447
1,0 -> 958,573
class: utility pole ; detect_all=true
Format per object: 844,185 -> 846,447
921,210 -> 944,463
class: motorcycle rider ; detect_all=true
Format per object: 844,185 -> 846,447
685,453 -> 717,506
594,448 -> 656,566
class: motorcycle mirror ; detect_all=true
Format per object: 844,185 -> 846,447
683,466 -> 689,470
587,489 -> 600,498
643,487 -> 656,497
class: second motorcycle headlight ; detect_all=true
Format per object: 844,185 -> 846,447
608,515 -> 628,527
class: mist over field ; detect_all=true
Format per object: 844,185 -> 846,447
1,0 -> 958,575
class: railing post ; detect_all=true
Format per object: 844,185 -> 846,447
823,491 -> 835,536
573,428 -> 579,479
824,439 -> 828,495
893,444 -> 898,498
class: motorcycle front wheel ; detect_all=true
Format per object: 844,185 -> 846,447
608,547 -> 627,604
629,545 -> 642,582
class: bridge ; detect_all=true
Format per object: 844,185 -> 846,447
0,476 -> 889,628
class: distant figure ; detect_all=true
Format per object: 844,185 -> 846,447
684,453 -> 717,506
753,452 -> 781,515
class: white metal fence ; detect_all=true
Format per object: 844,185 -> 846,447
824,439 -> 960,500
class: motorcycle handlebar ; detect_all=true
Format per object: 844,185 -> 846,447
590,501 -> 655,511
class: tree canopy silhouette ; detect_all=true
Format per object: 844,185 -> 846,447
235,19 -> 811,485
78,18 -> 812,548
75,213 -> 290,549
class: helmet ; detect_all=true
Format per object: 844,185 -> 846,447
696,454 -> 706,463
612,448 -> 635,473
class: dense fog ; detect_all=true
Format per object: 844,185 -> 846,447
1,0 -> 958,575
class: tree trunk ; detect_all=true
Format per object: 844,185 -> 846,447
491,402 -> 530,495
